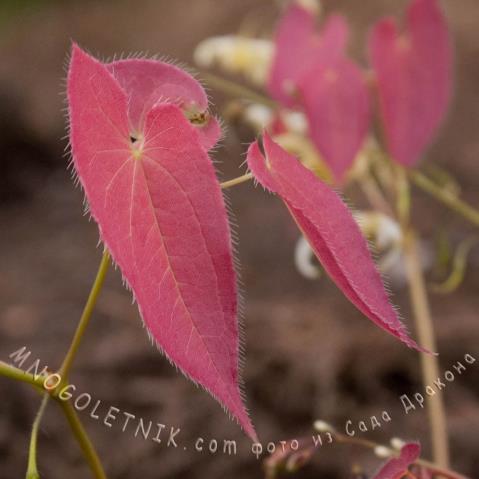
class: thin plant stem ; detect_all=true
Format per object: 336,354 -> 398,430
403,229 -> 450,469
410,170 -> 479,227
359,174 -> 395,217
59,401 -> 106,479
220,172 -> 253,189
383,164 -> 451,469
201,71 -> 276,109
25,393 -> 49,479
0,361 -> 44,389
59,250 -> 111,379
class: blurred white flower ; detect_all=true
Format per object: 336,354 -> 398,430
194,35 -> 273,86
242,103 -> 308,135
242,104 -> 274,131
313,419 -> 335,433
390,437 -> 406,451
374,445 -> 392,458
354,211 -> 402,251
281,111 -> 308,136
295,236 -> 321,280
296,0 -> 322,14
354,211 -> 433,286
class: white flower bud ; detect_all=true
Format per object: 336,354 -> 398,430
374,445 -> 392,458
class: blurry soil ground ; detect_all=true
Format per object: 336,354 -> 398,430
0,1 -> 478,478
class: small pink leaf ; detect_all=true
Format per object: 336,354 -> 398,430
373,442 -> 421,479
247,134 -> 428,352
369,0 -> 452,167
107,58 -> 221,150
298,56 -> 371,183
67,45 -> 255,439
268,2 -> 348,107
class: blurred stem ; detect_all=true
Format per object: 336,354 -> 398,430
403,229 -> 450,469
430,236 -> 478,294
201,71 -> 276,109
395,165 -> 411,226
358,174 -> 395,217
410,170 -> 479,227
59,400 -> 106,479
59,250 -> 110,379
220,172 -> 253,189
25,393 -> 49,479
383,164 -> 451,469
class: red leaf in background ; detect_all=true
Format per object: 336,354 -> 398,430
369,0 -> 452,167
298,56 -> 371,183
247,134 -> 428,352
67,45 -> 255,439
268,2 -> 348,107
373,442 -> 421,479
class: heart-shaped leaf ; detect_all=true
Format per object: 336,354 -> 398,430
369,0 -> 452,167
268,2 -> 348,107
247,133 -> 428,352
67,45 -> 255,439
373,442 -> 421,479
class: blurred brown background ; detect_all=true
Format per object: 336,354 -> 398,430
0,1 -> 478,478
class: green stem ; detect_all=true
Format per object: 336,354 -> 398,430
26,393 -> 49,479
410,170 -> 479,227
220,172 -> 253,189
59,401 -> 106,479
0,365 -> 106,478
59,250 -> 110,379
201,71 -> 276,109
0,361 -> 44,389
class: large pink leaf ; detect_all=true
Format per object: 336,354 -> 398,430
247,133 -> 428,352
373,442 -> 421,479
268,2 -> 348,107
298,56 -> 371,183
67,45 -> 255,439
369,0 -> 452,167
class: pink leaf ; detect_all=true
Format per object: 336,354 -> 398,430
247,134 -> 428,352
107,58 -> 221,150
369,0 -> 453,167
268,2 -> 348,107
373,442 -> 421,479
298,56 -> 371,183
67,44 -> 255,439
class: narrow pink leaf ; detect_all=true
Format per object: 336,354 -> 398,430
373,442 -> 421,479
268,2 -> 348,107
298,56 -> 371,183
247,133 -> 428,352
67,45 -> 255,439
369,0 -> 452,167
107,58 -> 221,150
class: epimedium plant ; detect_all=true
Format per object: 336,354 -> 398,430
0,0 -> 477,478
66,39 -> 424,440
